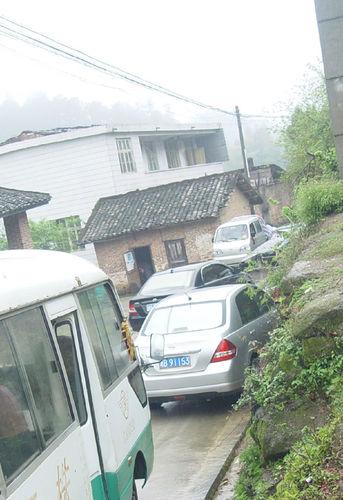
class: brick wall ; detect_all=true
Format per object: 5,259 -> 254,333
4,212 -> 33,249
94,188 -> 251,294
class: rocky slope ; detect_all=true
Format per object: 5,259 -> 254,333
234,213 -> 343,499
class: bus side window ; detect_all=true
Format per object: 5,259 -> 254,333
55,321 -> 87,425
0,321 -> 40,483
4,308 -> 73,445
78,284 -> 132,390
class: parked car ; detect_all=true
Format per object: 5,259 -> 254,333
213,215 -> 269,264
129,261 -> 252,331
135,284 -> 278,405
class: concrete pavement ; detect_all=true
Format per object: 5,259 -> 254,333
138,399 -> 249,500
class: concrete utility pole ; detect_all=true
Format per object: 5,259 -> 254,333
314,0 -> 343,179
235,105 -> 250,178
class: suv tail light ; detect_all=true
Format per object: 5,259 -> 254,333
129,302 -> 138,316
211,339 -> 237,363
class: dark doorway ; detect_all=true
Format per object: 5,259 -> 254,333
133,246 -> 155,285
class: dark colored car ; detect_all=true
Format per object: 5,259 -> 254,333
128,261 -> 252,331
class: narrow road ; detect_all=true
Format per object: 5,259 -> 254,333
138,399 -> 249,500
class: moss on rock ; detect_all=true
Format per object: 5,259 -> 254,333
302,336 -> 338,366
292,291 -> 343,339
251,399 -> 329,462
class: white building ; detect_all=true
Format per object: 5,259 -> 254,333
0,123 -> 229,262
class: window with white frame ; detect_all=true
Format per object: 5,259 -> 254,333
116,138 -> 136,173
144,141 -> 159,171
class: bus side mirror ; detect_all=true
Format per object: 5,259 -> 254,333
150,334 -> 165,361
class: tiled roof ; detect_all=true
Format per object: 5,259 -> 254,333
0,187 -> 51,218
81,172 -> 262,243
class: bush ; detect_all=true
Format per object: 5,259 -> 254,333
294,178 -> 343,225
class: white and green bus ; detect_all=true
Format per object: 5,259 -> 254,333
0,250 -> 153,500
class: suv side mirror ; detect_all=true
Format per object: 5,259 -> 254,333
150,334 -> 165,361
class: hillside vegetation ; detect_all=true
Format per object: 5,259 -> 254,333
234,181 -> 343,499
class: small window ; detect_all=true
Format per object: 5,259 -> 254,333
165,239 -> 188,267
250,223 -> 256,238
4,309 -> 73,445
0,324 -> 40,483
78,284 -> 132,390
144,141 -> 159,171
128,365 -> 147,407
55,321 -> 87,425
236,289 -> 261,325
116,138 -> 136,173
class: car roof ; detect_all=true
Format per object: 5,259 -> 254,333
0,249 -> 107,315
148,260 -> 226,277
153,284 -> 247,308
216,215 -> 260,230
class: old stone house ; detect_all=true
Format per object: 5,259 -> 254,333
81,172 -> 262,293
0,187 -> 51,249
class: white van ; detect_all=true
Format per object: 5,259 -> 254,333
0,250 -> 153,500
213,215 -> 269,264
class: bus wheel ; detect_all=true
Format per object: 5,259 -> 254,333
132,480 -> 138,500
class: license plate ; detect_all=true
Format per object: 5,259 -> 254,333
146,303 -> 155,312
160,356 -> 191,369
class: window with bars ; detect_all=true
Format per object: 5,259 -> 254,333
116,138 -> 136,173
165,239 -> 188,267
144,141 -> 159,171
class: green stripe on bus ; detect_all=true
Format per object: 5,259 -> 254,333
91,421 -> 154,500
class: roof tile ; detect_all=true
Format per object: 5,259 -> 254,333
81,172 -> 261,243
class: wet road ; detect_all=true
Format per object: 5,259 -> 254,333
138,399 -> 249,500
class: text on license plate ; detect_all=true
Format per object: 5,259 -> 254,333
160,356 -> 191,369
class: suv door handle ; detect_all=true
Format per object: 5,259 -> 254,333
249,329 -> 256,335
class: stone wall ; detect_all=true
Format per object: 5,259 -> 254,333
255,181 -> 292,226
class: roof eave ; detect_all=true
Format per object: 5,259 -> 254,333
0,196 -> 51,218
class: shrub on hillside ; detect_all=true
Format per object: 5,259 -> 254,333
294,178 -> 343,225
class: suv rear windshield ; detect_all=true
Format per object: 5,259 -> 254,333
142,301 -> 224,335
215,224 -> 248,242
140,270 -> 193,294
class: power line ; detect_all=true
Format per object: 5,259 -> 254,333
0,37 -> 126,94
0,15 -> 287,120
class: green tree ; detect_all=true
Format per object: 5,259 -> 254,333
29,219 -> 74,251
279,66 -> 338,186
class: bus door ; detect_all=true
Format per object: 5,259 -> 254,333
53,312 -> 111,500
76,283 -> 152,499
0,305 -> 93,500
